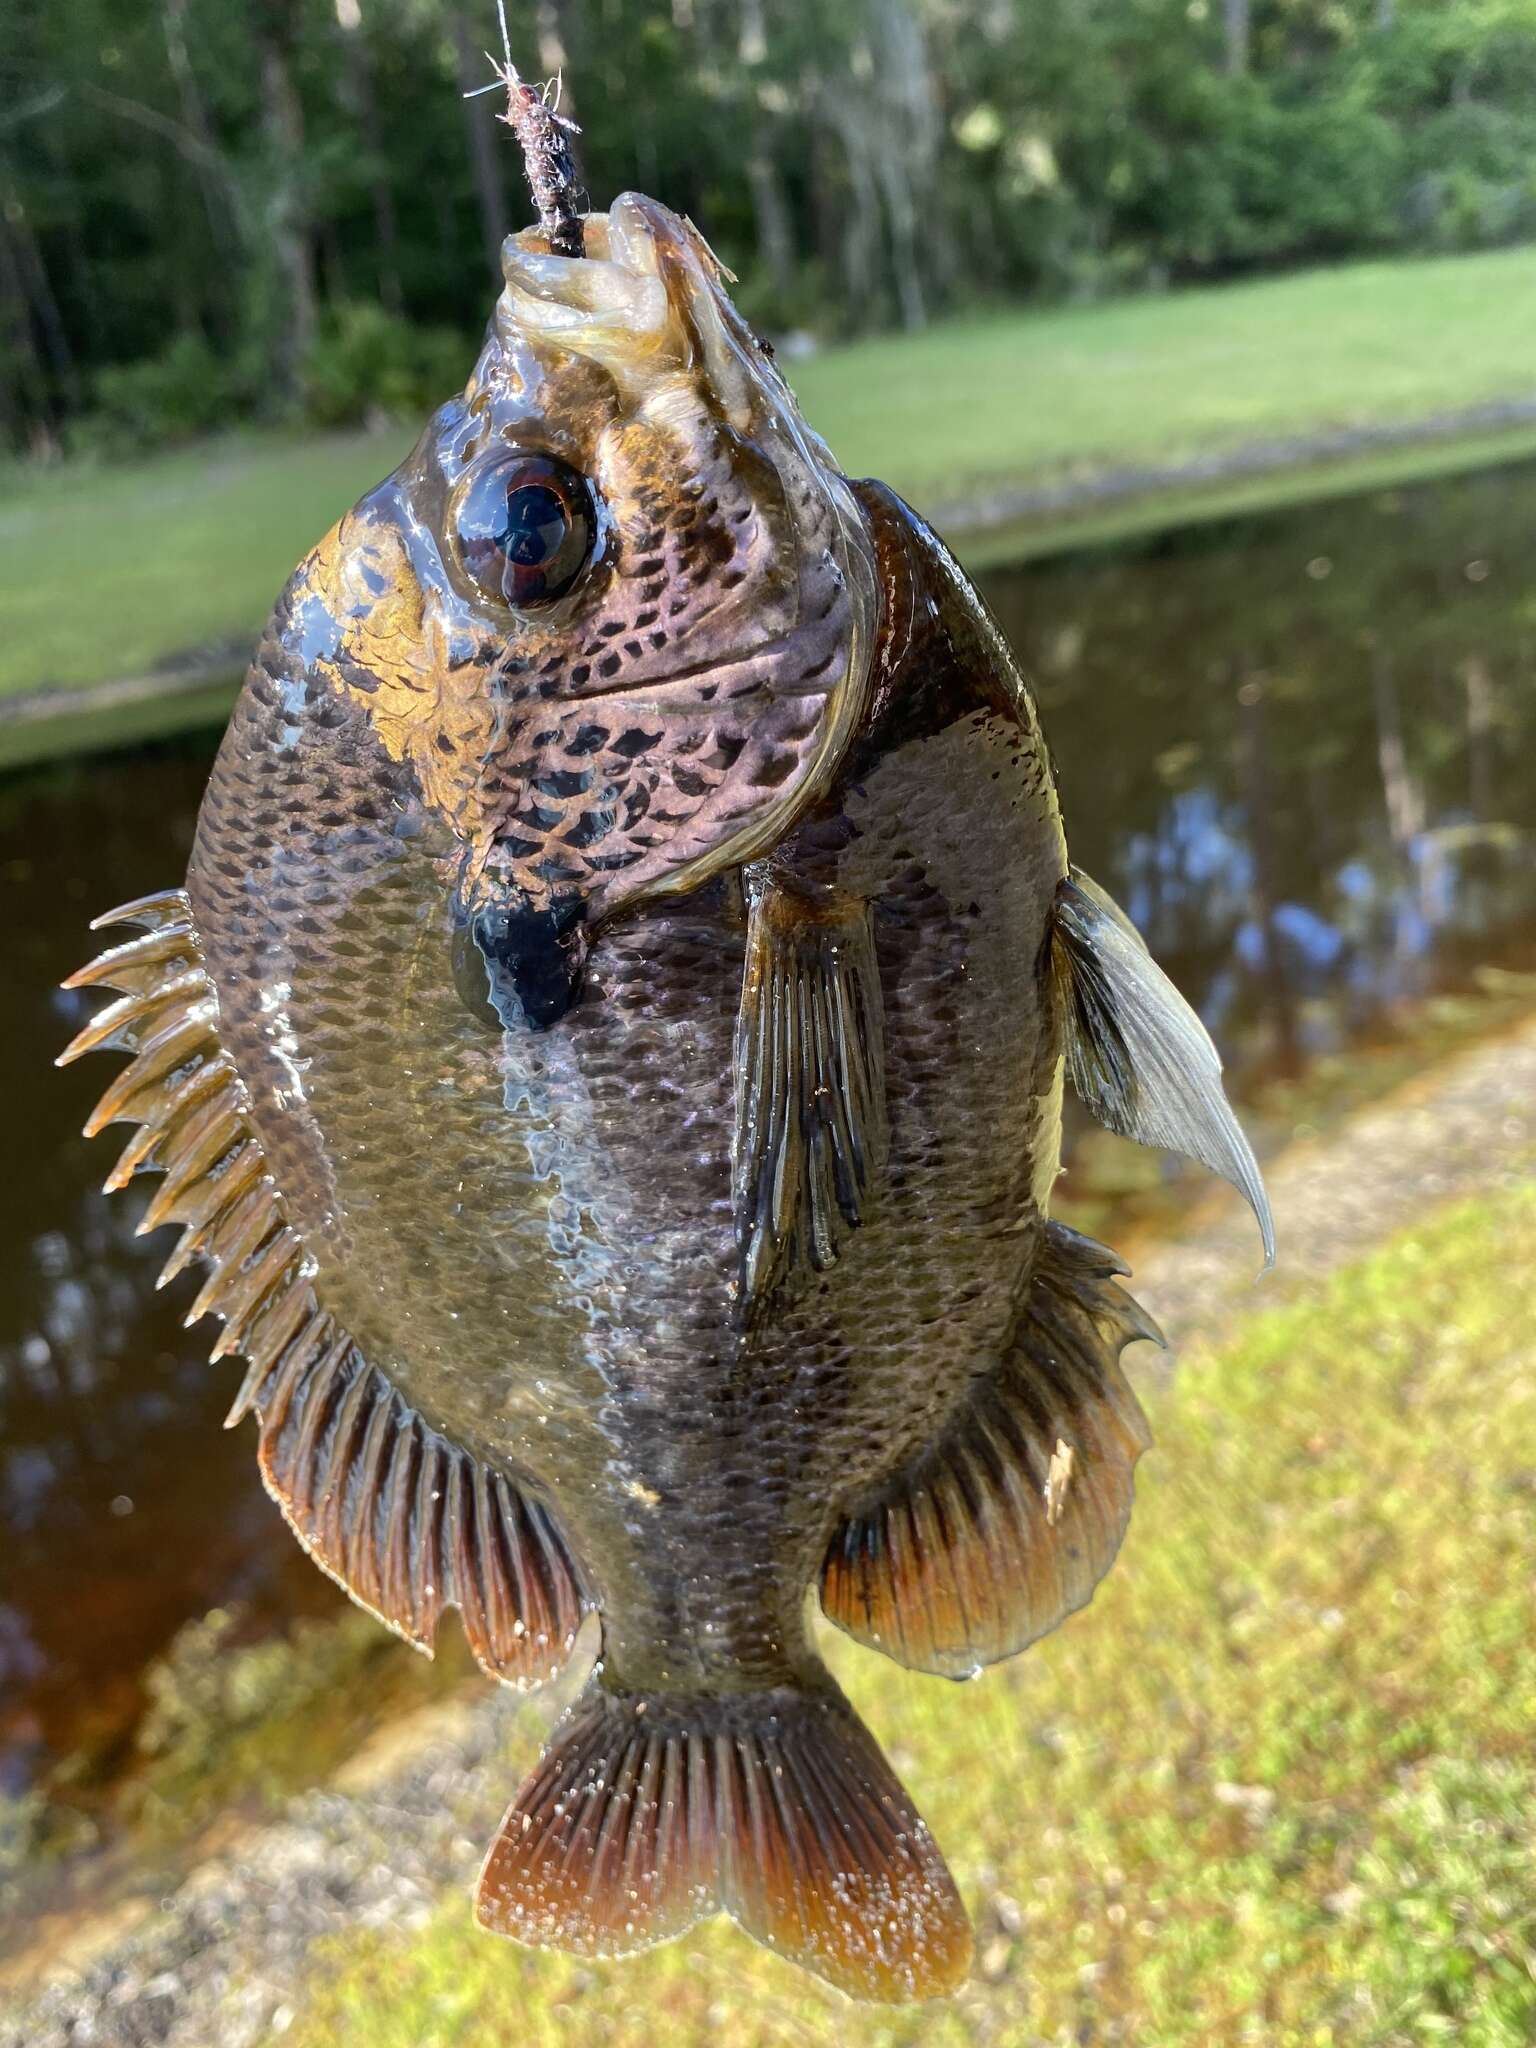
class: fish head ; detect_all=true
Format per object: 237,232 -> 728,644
279,193 -> 877,1027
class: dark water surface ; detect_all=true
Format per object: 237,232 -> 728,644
3,461 -> 1535,1801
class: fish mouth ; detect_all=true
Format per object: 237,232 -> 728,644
496,194 -> 757,424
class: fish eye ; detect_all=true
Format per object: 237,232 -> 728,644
452,452 -> 596,608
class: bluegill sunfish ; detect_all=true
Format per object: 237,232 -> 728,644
62,194 -> 1271,2002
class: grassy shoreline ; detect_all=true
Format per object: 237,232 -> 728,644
4,240 -> 1536,765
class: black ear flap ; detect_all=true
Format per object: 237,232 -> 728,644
1051,869 -> 1275,1268
451,897 -> 588,1033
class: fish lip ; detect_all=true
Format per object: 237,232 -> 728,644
495,198 -> 673,376
499,193 -> 665,293
495,194 -> 757,423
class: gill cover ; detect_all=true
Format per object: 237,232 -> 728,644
272,193 -> 878,1025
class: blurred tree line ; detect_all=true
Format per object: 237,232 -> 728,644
4,0 -> 1536,456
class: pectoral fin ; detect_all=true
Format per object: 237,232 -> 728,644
1050,869 -> 1274,1266
733,864 -> 887,1320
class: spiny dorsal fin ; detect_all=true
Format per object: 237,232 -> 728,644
732,863 -> 887,1318
60,891 -> 586,1687
821,1220 -> 1159,1677
1050,869 -> 1275,1267
477,1678 -> 973,2002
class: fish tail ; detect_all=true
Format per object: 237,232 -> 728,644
475,1672 -> 973,2002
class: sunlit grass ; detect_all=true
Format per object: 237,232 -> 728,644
5,242 -> 1536,698
0,427 -> 412,698
284,1182 -> 1536,2047
794,243 -> 1536,504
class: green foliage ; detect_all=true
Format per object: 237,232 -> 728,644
283,1183 -> 1536,2045
301,305 -> 471,430
83,334 -> 254,456
9,1 -> 1536,453
8,241 -> 1536,702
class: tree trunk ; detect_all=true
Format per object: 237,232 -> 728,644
3,181 -> 81,415
1223,0 -> 1251,76
1460,657 -> 1495,822
161,0 -> 241,313
1370,645 -> 1424,855
0,204 -> 49,453
807,106 -> 845,312
334,0 -> 403,312
871,1 -> 933,330
737,0 -> 768,67
451,5 -> 510,283
1238,678 -> 1301,1077
837,107 -> 883,322
746,131 -> 795,307
255,0 -> 318,404
874,146 -> 926,331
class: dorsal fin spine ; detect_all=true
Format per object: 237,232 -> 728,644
106,1065 -> 236,1188
186,1186 -> 275,1319
158,1145 -> 269,1284
62,922 -> 197,992
67,892 -> 590,1689
208,1228 -> 304,1357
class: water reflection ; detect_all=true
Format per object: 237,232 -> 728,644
989,466 -> 1536,1081
2,459 -> 1534,1799
0,755 -> 339,1802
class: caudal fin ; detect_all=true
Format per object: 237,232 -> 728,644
475,1677 -> 973,2002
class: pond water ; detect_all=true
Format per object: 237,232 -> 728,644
3,460 -> 1535,1805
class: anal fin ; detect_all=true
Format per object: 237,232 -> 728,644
732,863 -> 887,1318
255,1330 -> 586,1684
821,1222 -> 1159,1677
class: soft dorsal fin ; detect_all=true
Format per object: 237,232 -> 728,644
60,891 -> 587,1685
732,863 -> 887,1319
1050,870 -> 1275,1267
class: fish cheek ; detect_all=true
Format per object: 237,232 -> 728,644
590,409 -> 797,673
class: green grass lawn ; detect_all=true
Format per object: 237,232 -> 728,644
4,241 -> 1536,704
795,241 -> 1536,500
0,428 -> 413,700
284,1182 -> 1536,2047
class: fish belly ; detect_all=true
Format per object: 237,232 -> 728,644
192,673 -> 1063,1690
